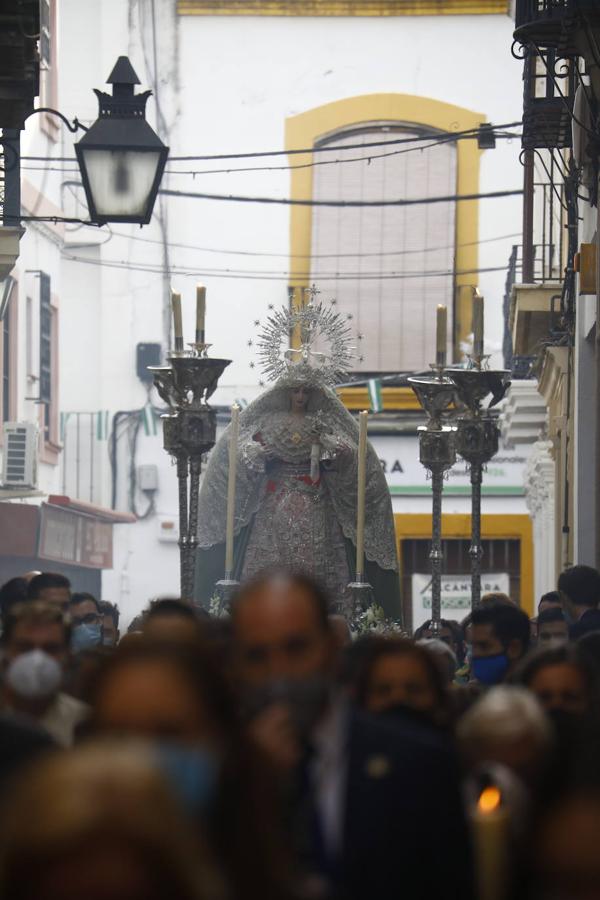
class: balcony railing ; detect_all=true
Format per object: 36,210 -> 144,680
521,50 -> 575,151
515,0 -> 600,55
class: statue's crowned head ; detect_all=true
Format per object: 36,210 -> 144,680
257,290 -> 355,390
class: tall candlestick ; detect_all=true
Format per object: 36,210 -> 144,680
196,284 -> 206,345
436,304 -> 447,368
171,291 -> 183,352
473,290 -> 484,361
224,404 -> 240,578
355,410 -> 368,580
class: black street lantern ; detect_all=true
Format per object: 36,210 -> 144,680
75,57 -> 169,225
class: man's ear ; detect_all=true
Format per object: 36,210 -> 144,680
506,639 -> 523,662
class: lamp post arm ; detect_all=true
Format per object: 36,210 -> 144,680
23,107 -> 88,133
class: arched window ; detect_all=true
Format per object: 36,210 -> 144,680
310,124 -> 456,373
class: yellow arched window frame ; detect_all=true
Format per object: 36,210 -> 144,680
285,93 -> 485,367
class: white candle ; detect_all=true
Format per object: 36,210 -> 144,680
196,284 -> 206,344
436,304 -> 447,367
355,410 -> 368,580
473,290 -> 484,360
472,786 -> 510,900
224,404 -> 240,578
171,291 -> 183,351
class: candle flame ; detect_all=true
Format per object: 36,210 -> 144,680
478,786 -> 501,814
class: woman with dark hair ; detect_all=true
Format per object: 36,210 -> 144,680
512,644 -> 597,716
413,618 -> 465,667
355,636 -> 451,730
89,637 -> 293,900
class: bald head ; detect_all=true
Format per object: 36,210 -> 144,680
231,572 -> 335,687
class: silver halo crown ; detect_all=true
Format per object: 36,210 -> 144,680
257,294 -> 354,387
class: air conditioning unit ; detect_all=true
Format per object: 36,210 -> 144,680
2,422 -> 38,489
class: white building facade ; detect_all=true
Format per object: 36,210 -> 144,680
1,0 -> 532,626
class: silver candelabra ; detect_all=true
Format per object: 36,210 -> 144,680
446,365 -> 510,608
150,347 -> 231,602
408,371 -> 457,634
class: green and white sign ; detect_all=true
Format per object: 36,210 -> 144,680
411,572 -> 511,629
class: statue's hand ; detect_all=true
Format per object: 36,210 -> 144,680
241,438 -> 268,472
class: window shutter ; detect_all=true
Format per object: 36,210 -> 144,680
310,126 -> 456,373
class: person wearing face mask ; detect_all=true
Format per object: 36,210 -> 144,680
1,602 -> 88,747
537,607 -> 569,648
89,636 -> 295,900
232,570 -> 472,900
68,592 -> 103,652
354,636 -> 452,733
470,602 -> 531,687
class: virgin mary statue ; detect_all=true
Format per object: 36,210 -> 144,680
194,299 -> 401,620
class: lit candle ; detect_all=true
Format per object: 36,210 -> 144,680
436,304 -> 447,367
196,284 -> 206,345
355,410 -> 368,580
472,786 -> 510,900
473,290 -> 484,361
224,404 -> 240,578
171,291 -> 183,352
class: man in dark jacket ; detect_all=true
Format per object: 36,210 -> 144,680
231,570 -> 472,900
559,565 -> 600,639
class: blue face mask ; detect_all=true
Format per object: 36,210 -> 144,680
471,653 -> 510,686
153,742 -> 220,818
71,622 -> 102,653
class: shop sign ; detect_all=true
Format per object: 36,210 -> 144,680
369,434 -> 529,494
38,503 -> 113,569
411,572 -> 510,629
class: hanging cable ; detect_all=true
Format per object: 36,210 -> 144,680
158,186 -> 523,208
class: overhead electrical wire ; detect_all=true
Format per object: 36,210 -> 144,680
16,128 -> 522,179
61,252 -> 514,282
17,119 -> 523,166
104,229 -> 523,260
158,187 -> 523,207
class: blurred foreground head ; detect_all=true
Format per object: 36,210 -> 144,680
90,637 -> 236,749
457,686 -> 552,784
531,788 -> 600,900
26,572 -> 71,610
143,598 -> 205,642
231,569 -> 336,687
0,741 -> 221,900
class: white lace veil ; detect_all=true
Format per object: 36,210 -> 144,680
196,381 -> 398,572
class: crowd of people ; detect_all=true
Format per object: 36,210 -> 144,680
0,566 -> 600,898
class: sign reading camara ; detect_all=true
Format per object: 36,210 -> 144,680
411,572 -> 511,629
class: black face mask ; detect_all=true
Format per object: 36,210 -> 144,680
379,702 -> 439,731
243,676 -> 330,737
546,707 -> 585,737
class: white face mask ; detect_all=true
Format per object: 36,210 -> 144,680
6,649 -> 62,700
